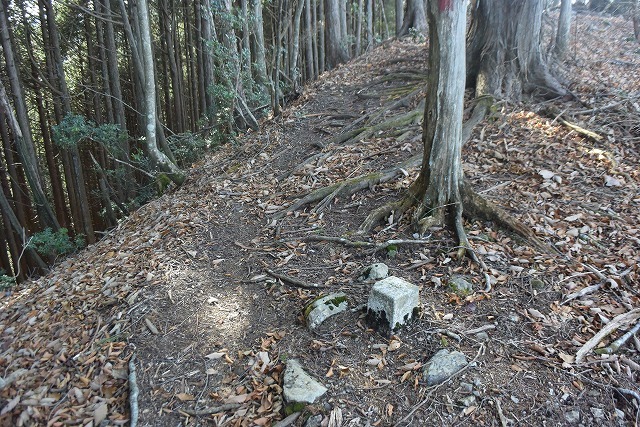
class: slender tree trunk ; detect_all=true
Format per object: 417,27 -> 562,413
304,0 -> 315,79
318,0 -> 325,73
251,0 -> 270,93
42,0 -> 96,243
633,0 -> 639,41
366,0 -> 373,48
137,0 -> 184,183
554,0 -> 572,58
0,4 -> 59,231
290,0 -> 306,88
395,0 -> 403,35
356,0 -> 364,54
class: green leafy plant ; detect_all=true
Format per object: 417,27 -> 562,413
0,271 -> 16,291
28,228 -> 84,258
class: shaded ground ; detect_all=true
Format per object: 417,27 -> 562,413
1,10 -> 639,427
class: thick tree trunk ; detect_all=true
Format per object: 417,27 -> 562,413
554,0 -> 572,58
397,0 -> 427,37
304,0 -> 315,79
634,0 -> 640,41
467,0 -> 567,100
325,0 -> 349,68
251,0 -> 270,93
408,0 -> 466,231
356,0 -> 364,54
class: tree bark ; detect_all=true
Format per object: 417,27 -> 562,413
409,0 -> 466,231
466,0 -> 568,100
554,0 -> 572,58
395,0 -> 404,35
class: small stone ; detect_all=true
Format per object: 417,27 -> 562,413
305,293 -> 348,329
590,407 -> 605,420
423,349 -> 468,386
614,408 -> 625,425
459,382 -> 473,393
448,275 -> 473,296
304,415 -> 323,427
564,409 -> 580,424
475,332 -> 489,342
530,278 -> 545,289
283,359 -> 327,404
507,313 -> 521,323
459,395 -> 476,407
510,395 -> 520,404
359,263 -> 389,281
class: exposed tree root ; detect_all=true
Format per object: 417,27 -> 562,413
273,154 -> 421,219
539,106 -> 603,142
287,234 -> 432,253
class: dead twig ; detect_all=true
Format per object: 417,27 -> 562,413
182,403 -> 242,416
263,267 -> 323,289
575,308 -> 640,364
595,320 -> 640,356
298,234 -> 432,253
273,412 -> 301,427
129,355 -> 139,427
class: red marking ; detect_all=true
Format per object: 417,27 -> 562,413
438,0 -> 452,12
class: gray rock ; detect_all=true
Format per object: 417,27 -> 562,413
366,276 -> 419,333
305,293 -> 348,329
459,382 -> 473,393
564,409 -> 580,424
304,415 -> 323,427
459,395 -> 476,407
614,408 -> 625,426
448,275 -> 473,296
423,349 -> 468,386
590,407 -> 605,420
475,332 -> 489,342
283,359 -> 327,403
359,263 -> 389,281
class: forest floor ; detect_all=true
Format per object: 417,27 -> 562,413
1,10 -> 640,427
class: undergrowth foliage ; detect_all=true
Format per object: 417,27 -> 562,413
27,228 -> 84,259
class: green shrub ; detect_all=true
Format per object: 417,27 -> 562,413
28,228 -> 84,258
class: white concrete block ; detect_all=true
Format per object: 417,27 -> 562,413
367,276 -> 419,332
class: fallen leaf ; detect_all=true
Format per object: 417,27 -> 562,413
604,175 -> 622,187
176,393 -> 195,402
94,403 -> 108,424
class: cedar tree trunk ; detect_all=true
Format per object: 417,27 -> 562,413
467,0 -> 568,100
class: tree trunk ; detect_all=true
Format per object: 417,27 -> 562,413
0,4 -> 59,231
304,0 -> 315,79
397,0 -> 427,37
408,0 -> 466,231
466,0 -> 567,100
395,0 -> 404,35
251,0 -> 270,93
325,0 -> 349,68
356,0 -> 364,54
634,0 -> 639,41
290,0 -> 306,88
137,0 -> 184,183
318,0 -> 326,73
554,0 -> 572,58
41,0 -> 96,243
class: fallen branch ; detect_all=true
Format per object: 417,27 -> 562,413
129,355 -> 139,427
494,398 -> 510,427
540,107 -> 603,142
594,320 -> 640,356
273,412 -> 301,427
575,308 -> 640,364
182,403 -> 242,416
263,267 -> 323,289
